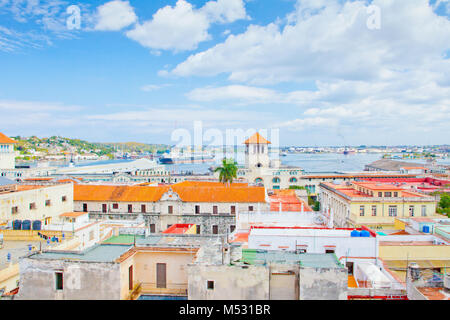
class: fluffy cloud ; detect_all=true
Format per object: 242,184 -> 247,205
94,0 -> 137,31
171,0 -> 450,84
126,0 -> 248,52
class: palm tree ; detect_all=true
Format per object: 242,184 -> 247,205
215,158 -> 238,186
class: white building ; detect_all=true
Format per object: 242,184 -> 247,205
0,183 -> 73,225
0,132 -> 17,170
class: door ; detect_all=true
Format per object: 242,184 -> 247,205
128,265 -> 133,290
102,204 -> 107,213
270,273 -> 297,300
231,206 -> 236,215
213,206 -> 218,215
156,263 -> 167,288
128,205 -> 133,213
141,205 -> 146,213
212,225 -> 218,234
83,203 -> 87,212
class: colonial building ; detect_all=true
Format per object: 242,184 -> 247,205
0,132 -> 17,170
319,181 -> 438,228
74,181 -> 270,235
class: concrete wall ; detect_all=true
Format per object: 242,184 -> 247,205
187,265 -> 270,300
299,267 -> 348,300
16,258 -> 121,300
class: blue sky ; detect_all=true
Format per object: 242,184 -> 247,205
0,0 -> 449,146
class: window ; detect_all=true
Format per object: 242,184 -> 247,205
207,281 -> 215,290
195,205 -> 200,214
102,204 -> 107,213
325,249 -> 335,254
421,205 -> 427,217
82,203 -> 87,212
359,206 -> 365,217
62,196 -> 67,202
11,206 -> 18,214
248,206 -> 254,212
128,205 -> 133,213
168,206 -> 173,214
372,206 -> 377,217
29,202 -> 36,210
150,224 -> 156,233
167,224 -> 172,229
272,177 -> 280,183
409,206 -> 415,217
112,203 -> 119,209
45,200 -> 51,207
141,205 -> 146,213
230,225 -> 236,233
378,192 -> 382,197
213,206 -> 218,215
212,225 -> 219,234
394,192 -> 398,197
196,225 -> 201,235
388,206 -> 397,217
55,272 -> 63,290
290,177 -> 298,183
297,248 -> 307,254
385,192 -> 392,197
231,206 -> 236,216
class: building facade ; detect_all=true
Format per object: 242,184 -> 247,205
0,133 -> 17,170
320,181 -> 438,228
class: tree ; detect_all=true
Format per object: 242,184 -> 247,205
215,158 -> 238,186
437,193 -> 450,217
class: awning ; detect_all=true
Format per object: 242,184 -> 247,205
384,260 -> 450,270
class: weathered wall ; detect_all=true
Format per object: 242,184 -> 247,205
299,267 -> 348,300
16,258 -> 121,300
187,265 -> 270,300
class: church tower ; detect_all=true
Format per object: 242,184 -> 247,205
244,132 -> 271,169
0,132 -> 17,170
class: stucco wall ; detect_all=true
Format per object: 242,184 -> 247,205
299,267 -> 348,300
16,258 -> 121,300
187,265 -> 270,300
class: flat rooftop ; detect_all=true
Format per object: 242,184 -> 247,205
241,249 -> 344,269
249,227 -> 372,238
29,244 -> 132,263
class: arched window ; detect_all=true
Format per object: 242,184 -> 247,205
290,177 -> 297,183
255,178 -> 263,184
273,177 -> 280,183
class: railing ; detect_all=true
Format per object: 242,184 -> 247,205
140,282 -> 188,296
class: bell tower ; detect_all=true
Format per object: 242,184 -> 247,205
244,132 -> 271,169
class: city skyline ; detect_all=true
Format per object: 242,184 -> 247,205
1,0 -> 449,146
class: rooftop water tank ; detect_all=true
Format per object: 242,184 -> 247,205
360,230 -> 371,238
351,230 -> 361,237
22,220 -> 31,230
32,220 -> 42,231
13,220 -> 22,230
422,226 -> 430,233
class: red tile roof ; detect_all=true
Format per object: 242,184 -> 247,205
0,132 -> 17,144
244,132 -> 271,145
74,181 -> 266,203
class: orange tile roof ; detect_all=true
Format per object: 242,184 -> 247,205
269,189 -> 313,212
16,185 -> 46,191
162,224 -> 195,234
74,181 -> 266,203
244,132 -> 271,145
0,132 -> 17,144
353,181 -> 404,191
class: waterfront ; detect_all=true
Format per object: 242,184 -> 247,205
39,152 -> 450,175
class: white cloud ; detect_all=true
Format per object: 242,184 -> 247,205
200,0 -> 249,23
186,85 -> 277,103
94,0 -> 137,31
170,0 -> 450,84
125,0 -> 248,52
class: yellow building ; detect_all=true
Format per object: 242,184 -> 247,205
320,181 -> 437,228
